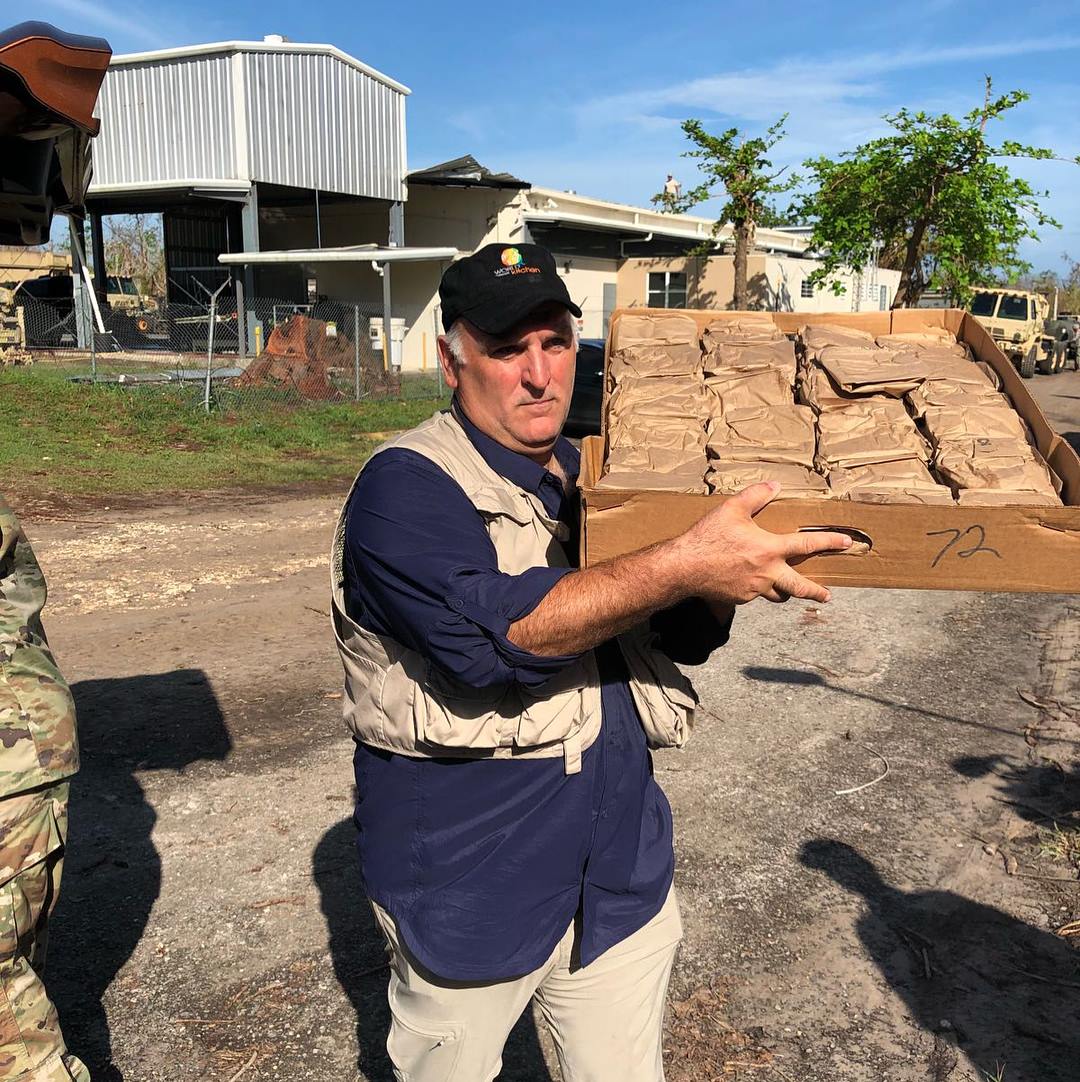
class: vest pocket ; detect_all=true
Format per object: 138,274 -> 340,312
417,667 -> 517,749
620,630 -> 698,749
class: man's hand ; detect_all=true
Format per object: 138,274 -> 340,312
508,481 -> 851,657
668,482 -> 852,606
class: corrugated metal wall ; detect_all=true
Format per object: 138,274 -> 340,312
91,47 -> 407,202
243,51 -> 406,202
94,55 -> 237,185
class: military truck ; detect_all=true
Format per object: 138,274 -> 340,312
967,287 -> 1052,378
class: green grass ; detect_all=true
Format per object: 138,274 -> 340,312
1,368 -> 449,498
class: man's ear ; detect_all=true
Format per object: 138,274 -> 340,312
436,336 -> 460,390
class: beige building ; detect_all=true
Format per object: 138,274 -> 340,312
618,252 -> 901,317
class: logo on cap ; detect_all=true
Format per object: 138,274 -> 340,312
500,248 -> 523,268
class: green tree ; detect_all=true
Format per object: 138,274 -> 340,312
794,79 -> 1077,308
105,213 -> 166,296
653,116 -> 798,309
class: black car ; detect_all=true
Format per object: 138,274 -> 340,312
563,337 -> 605,437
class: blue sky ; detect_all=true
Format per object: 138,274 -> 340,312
18,0 -> 1080,273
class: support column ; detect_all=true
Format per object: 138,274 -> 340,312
89,209 -> 108,310
69,215 -> 93,350
389,201 -> 404,247
381,261 -> 393,371
240,184 -> 260,351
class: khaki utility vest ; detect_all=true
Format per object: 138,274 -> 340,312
330,409 -> 697,774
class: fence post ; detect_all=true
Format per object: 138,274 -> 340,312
90,323 -> 97,383
354,304 -> 361,402
204,280 -> 228,413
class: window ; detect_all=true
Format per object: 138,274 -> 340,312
969,291 -> 998,317
647,271 -> 687,309
879,285 -> 888,311
998,294 -> 1028,320
800,279 -> 814,299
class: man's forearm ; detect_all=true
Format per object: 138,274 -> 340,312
507,541 -> 690,657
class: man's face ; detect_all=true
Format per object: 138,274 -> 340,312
438,303 -> 577,461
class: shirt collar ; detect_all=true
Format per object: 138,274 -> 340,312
453,398 -> 580,497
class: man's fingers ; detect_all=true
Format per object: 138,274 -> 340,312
725,481 -> 780,519
784,530 -> 854,560
761,585 -> 791,603
773,566 -> 831,604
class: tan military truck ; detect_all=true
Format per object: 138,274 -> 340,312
968,287 -> 1051,378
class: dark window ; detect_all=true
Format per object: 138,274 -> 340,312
800,279 -> 814,299
998,295 -> 1028,320
647,271 -> 688,309
970,291 -> 998,317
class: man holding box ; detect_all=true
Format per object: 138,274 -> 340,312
330,243 -> 851,1081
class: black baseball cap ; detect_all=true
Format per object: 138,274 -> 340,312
439,243 -> 582,335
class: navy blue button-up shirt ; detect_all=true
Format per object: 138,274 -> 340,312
342,405 -> 730,981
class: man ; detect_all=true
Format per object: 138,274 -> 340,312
330,243 -> 850,1081
0,494 -> 88,1082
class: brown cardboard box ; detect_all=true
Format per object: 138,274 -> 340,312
581,308 -> 1080,593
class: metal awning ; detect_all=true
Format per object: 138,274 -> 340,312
522,209 -> 713,244
219,244 -> 457,266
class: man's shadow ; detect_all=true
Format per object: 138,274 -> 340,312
801,839 -> 1080,1082
314,815 -> 554,1081
49,670 -> 231,1081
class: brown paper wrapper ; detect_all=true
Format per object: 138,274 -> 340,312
829,460 -> 954,505
707,404 -> 816,467
815,401 -> 930,470
707,461 -> 832,499
609,343 -> 703,381
705,367 -> 794,416
800,323 -> 876,356
935,437 -> 1060,504
921,404 -> 1030,447
704,339 -> 797,380
612,313 -> 699,349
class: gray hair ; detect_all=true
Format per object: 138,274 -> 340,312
442,311 -> 580,366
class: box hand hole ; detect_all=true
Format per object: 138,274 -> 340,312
798,526 -> 873,556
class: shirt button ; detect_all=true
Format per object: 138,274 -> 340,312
449,598 -> 464,611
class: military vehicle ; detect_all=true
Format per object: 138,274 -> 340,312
967,287 -> 1051,378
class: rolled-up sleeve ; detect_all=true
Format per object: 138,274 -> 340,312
650,599 -> 733,665
344,449 -> 579,691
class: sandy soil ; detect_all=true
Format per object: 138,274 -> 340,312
13,369 -> 1080,1082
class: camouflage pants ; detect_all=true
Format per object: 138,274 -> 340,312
0,783 -> 88,1082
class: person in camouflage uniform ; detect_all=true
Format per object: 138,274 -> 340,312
0,494 -> 88,1081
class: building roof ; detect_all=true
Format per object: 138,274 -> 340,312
110,36 -> 409,95
408,155 -> 529,190
90,38 -> 409,203
523,187 -> 810,255
219,244 -> 457,266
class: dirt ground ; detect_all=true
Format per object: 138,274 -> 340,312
16,371 -> 1080,1082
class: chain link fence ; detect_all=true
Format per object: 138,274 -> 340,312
4,293 -> 446,411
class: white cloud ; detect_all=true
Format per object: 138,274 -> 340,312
561,36 -> 1080,271
37,0 -> 174,48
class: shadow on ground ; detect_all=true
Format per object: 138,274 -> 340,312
741,666 -> 1080,748
802,840 -> 1080,1082
50,670 -> 232,1081
314,815 -> 553,1081
954,754 -> 1080,830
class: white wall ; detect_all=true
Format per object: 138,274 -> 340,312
552,255 -> 617,338
765,256 -> 902,312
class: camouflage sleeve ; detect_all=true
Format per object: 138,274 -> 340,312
0,495 -> 78,798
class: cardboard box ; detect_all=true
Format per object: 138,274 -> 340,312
580,308 -> 1080,593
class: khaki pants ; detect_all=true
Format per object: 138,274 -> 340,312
0,784 -> 89,1082
370,888 -> 682,1082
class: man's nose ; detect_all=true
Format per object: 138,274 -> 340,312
521,344 -> 551,391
